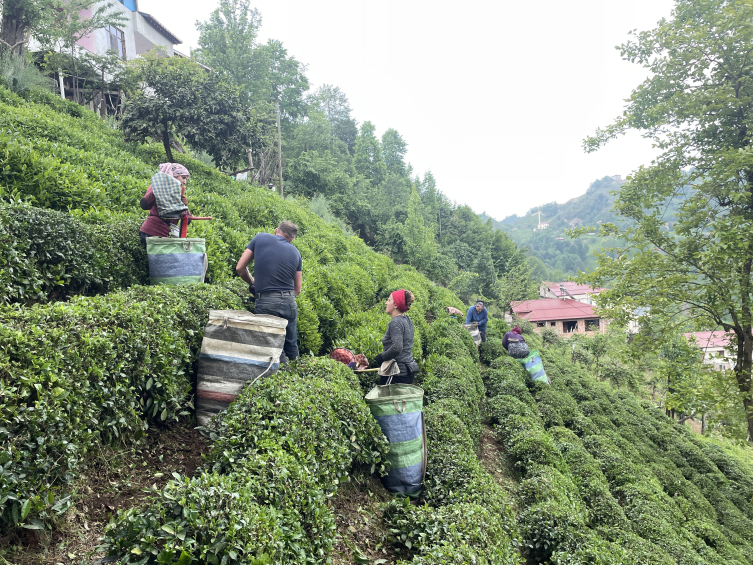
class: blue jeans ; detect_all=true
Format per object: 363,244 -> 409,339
255,294 -> 299,362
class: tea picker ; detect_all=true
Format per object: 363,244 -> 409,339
139,163 -> 213,285
360,290 -> 428,500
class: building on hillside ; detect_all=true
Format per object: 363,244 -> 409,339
511,298 -> 606,337
684,331 -> 734,371
539,281 -> 605,306
29,0 -> 182,108
74,1 -> 181,61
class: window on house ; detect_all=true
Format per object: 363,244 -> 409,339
537,322 -> 545,328
106,25 -> 126,59
564,320 -> 578,333
586,319 -> 600,331
550,322 -> 556,327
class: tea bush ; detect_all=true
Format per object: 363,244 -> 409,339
0,203 -> 148,304
483,338 -> 753,564
0,284 -> 243,529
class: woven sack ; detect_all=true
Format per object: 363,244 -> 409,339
517,349 -> 550,384
196,310 -> 288,426
365,384 -> 426,498
146,237 -> 207,285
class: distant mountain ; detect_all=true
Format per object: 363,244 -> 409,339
480,175 -> 626,280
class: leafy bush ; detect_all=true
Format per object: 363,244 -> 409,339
386,499 -> 519,565
105,449 -> 335,564
0,285 -> 244,529
0,203 -> 148,303
479,338 -> 507,364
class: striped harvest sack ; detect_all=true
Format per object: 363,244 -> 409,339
196,310 -> 288,426
517,349 -> 550,384
365,385 -> 427,498
464,322 -> 482,346
146,237 -> 208,285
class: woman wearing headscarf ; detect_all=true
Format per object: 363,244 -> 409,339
139,163 -> 191,245
373,289 -> 420,385
502,326 -> 530,359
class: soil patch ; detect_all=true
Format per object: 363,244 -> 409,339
477,425 -> 519,500
0,419 -> 210,565
330,473 -> 397,565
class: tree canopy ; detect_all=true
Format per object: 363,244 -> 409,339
579,0 -> 753,440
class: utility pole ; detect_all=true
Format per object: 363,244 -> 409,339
100,67 -> 106,118
276,103 -> 283,198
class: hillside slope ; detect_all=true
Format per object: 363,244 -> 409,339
1,86 -> 753,565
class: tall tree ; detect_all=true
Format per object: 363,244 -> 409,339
310,84 -> 358,153
0,0 -> 45,56
354,121 -> 386,186
195,1 -> 309,122
121,53 -> 258,169
580,0 -> 753,441
194,0 -> 261,103
381,128 -> 408,177
404,189 -> 437,268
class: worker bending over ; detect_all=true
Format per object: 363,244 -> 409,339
236,221 -> 302,362
466,300 -> 489,342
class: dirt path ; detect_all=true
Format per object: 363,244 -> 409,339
0,420 -> 210,565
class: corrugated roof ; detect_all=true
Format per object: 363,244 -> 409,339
543,281 -> 606,296
684,331 -> 731,350
512,298 -> 598,322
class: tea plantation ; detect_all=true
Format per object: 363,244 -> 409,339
2,83 -> 753,564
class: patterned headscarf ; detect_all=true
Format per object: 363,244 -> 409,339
158,163 -> 190,178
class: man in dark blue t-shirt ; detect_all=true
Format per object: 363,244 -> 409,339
236,221 -> 302,361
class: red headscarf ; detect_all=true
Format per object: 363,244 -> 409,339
392,289 -> 409,313
512,326 -> 523,335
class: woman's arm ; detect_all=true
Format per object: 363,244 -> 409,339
140,187 -> 155,211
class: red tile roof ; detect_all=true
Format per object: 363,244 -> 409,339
684,331 -> 731,349
543,281 -> 606,296
511,298 -> 599,322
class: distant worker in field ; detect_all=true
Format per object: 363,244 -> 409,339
373,289 -> 420,385
466,300 -> 489,342
139,163 -> 191,244
236,221 -> 302,362
503,326 -> 530,359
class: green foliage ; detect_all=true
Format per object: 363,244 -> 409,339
0,203 -> 148,304
0,285 -> 244,529
121,53 -> 257,168
386,499 -> 519,565
0,51 -> 51,94
579,0 -> 753,441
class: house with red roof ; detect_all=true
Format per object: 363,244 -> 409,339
511,298 -> 606,337
684,331 -> 734,371
539,282 -> 606,306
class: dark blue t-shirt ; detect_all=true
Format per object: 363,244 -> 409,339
247,233 -> 302,293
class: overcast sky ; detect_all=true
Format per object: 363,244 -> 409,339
139,0 -> 675,219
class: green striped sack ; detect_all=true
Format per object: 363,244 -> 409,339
517,349 -> 550,384
146,237 -> 207,285
365,384 -> 427,498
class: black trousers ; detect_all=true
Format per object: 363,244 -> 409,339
378,372 -> 414,386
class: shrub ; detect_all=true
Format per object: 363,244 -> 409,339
104,467 -> 288,564
385,499 -> 519,565
0,204 -> 148,303
479,338 -> 507,364
0,285 -> 244,529
204,359 -> 390,482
